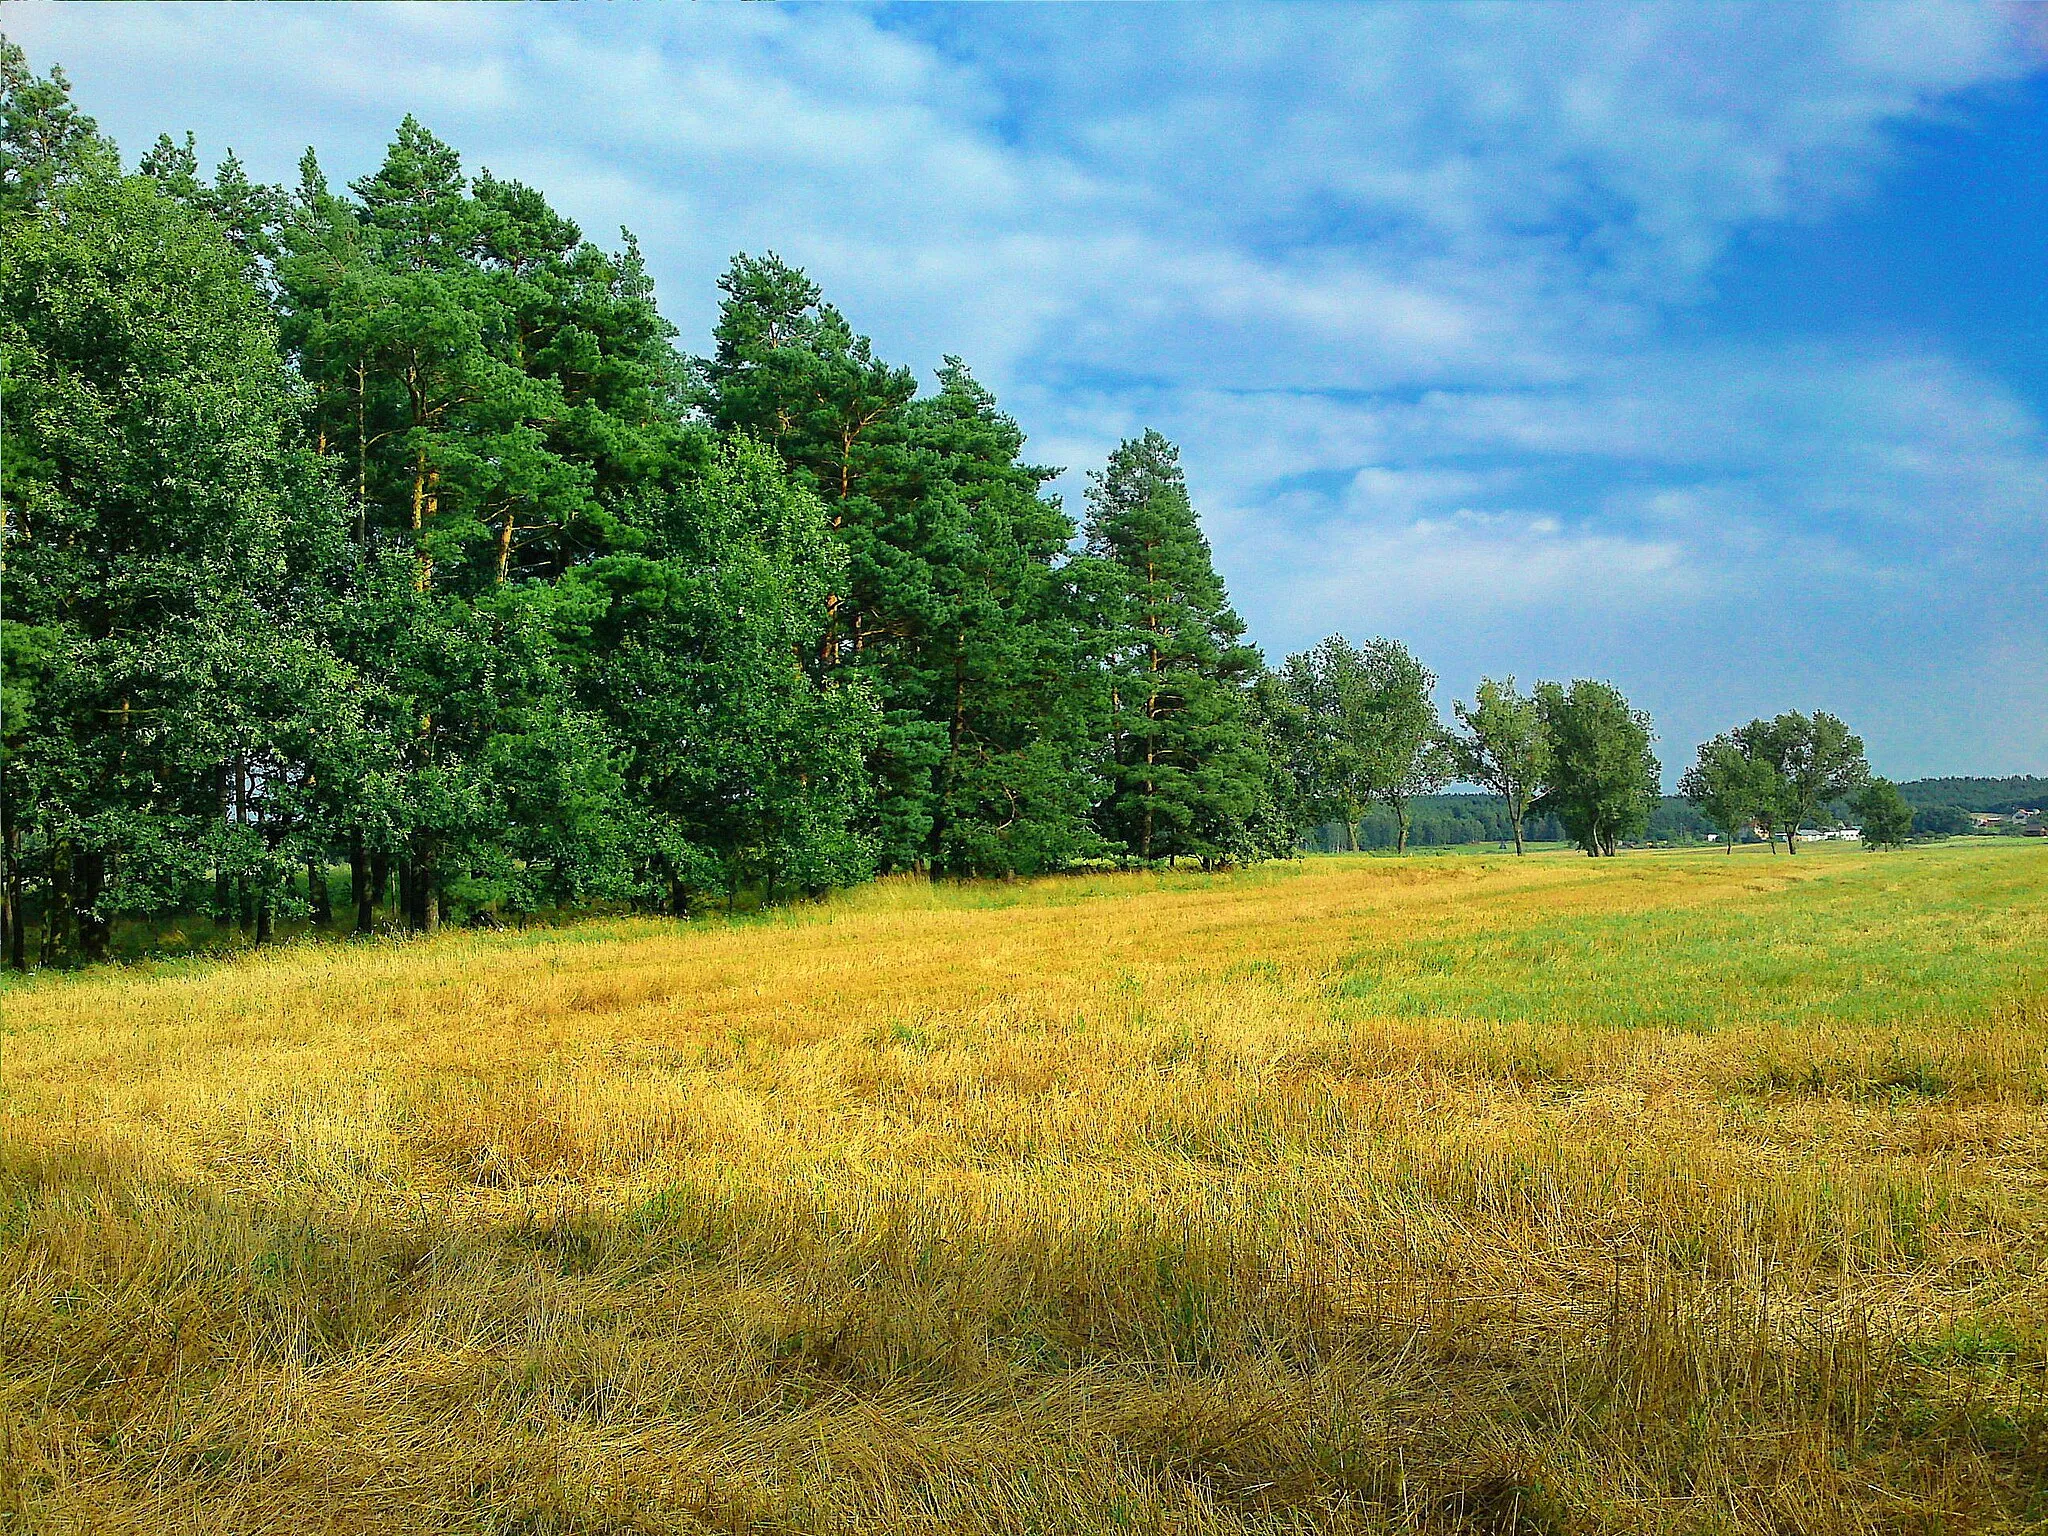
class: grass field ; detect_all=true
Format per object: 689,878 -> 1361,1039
3,842 -> 2045,1534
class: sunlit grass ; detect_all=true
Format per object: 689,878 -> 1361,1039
3,841 -> 2045,1533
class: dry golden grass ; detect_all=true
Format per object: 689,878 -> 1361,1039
3,842 -> 2045,1534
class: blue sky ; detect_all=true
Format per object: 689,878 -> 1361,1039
13,2 -> 2045,779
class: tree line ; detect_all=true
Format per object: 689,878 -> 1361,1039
0,48 -> 1923,969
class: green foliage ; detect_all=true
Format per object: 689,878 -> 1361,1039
1855,778 -> 1915,850
1680,731 -> 1778,851
1532,681 -> 1660,857
0,37 -> 116,215
1910,804 -> 1974,840
1081,432 -> 1276,865
557,437 -> 878,908
0,52 -> 1304,968
1452,675 -> 1550,856
703,258 -> 1100,875
0,69 -> 893,963
1767,711 -> 1869,851
1729,711 -> 1869,854
1282,635 -> 1454,855
1,83 -> 353,957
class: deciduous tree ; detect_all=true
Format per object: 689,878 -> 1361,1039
1533,681 -> 1659,856
1680,731 -> 1776,853
1452,676 -> 1550,856
1854,777 -> 1913,850
1747,711 -> 1869,855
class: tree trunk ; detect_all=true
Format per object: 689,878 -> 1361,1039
1394,802 -> 1409,855
234,755 -> 253,928
407,837 -> 439,934
398,858 -> 417,932
1,800 -> 21,970
372,849 -> 390,910
411,448 -> 433,590
44,845 -> 72,964
668,876 -> 690,920
308,856 -> 332,927
350,830 -> 375,933
1785,825 -> 1799,855
355,359 -> 370,544
75,851 -> 110,964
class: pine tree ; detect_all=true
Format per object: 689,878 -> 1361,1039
704,258 -> 1100,874
274,118 -> 690,926
1081,431 -> 1268,864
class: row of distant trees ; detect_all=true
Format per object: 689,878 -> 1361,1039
1271,667 -> 1922,859
1268,645 -> 1661,859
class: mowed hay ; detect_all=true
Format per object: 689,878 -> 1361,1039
2,843 -> 2045,1534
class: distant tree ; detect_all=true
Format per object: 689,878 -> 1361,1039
1748,711 -> 1869,855
1721,719 -> 1790,851
1533,681 -> 1659,856
1892,776 -> 2048,815
1680,731 -> 1776,854
1854,778 -> 1914,850
1910,804 -> 1974,839
1452,676 -> 1550,856
1358,640 -> 1453,855
1279,636 -> 1376,851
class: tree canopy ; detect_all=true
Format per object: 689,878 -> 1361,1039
1532,681 -> 1660,857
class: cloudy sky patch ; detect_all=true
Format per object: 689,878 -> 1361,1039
11,1 -> 2042,777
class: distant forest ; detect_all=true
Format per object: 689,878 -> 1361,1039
1896,777 -> 2048,814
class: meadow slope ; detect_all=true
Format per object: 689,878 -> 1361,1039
3,843 -> 2045,1534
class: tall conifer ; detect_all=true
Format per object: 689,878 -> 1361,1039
1081,431 -> 1269,864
